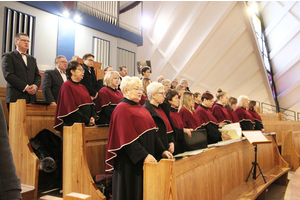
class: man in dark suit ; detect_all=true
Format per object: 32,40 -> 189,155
42,55 -> 68,105
1,33 -> 41,110
80,53 -> 99,101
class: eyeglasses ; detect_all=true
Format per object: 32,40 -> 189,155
156,92 -> 166,96
133,87 -> 144,92
76,68 -> 85,72
19,39 -> 30,43
87,59 -> 94,62
59,61 -> 67,64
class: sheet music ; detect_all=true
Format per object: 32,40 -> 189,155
219,128 -> 242,139
223,122 -> 241,129
242,131 -> 271,144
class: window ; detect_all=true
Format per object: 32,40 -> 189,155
3,7 -> 35,55
92,36 -> 110,68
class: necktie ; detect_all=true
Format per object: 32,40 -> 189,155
21,52 -> 27,56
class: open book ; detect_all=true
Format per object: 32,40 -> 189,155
219,128 -> 242,139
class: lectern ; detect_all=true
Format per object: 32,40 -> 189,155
243,131 -> 272,183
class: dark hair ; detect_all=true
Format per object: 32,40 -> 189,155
118,66 -> 126,71
165,89 -> 178,103
66,61 -> 81,79
15,33 -> 28,41
225,97 -> 237,110
82,53 -> 94,60
216,88 -> 226,100
201,91 -> 214,102
194,92 -> 201,98
248,100 -> 256,111
141,66 -> 150,75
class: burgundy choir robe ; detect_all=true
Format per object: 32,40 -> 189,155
248,110 -> 264,131
95,86 -> 123,125
179,107 -> 203,130
196,105 -> 222,144
106,98 -> 166,200
212,103 -> 231,124
235,107 -> 255,130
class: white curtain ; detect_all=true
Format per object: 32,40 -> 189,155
117,48 -> 135,76
93,37 -> 110,69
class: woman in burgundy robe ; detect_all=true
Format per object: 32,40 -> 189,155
139,77 -> 151,106
54,61 -> 97,132
225,97 -> 240,123
165,89 -> 192,154
95,71 -> 123,125
235,95 -> 255,130
106,77 -> 172,200
248,100 -> 265,132
196,92 -> 231,144
212,88 -> 231,124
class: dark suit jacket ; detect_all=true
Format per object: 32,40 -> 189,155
42,68 -> 64,103
80,63 -> 99,97
2,50 -> 41,103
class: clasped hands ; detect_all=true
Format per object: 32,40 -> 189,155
25,85 -> 38,95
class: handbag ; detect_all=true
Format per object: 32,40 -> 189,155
183,128 -> 208,151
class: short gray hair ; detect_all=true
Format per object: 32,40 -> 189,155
55,55 -> 66,63
161,79 -> 170,86
147,82 -> 164,100
180,79 -> 188,84
237,95 -> 249,107
120,76 -> 141,94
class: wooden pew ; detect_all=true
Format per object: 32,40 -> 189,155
9,99 -> 56,199
284,167 -> 300,200
40,192 -> 91,200
293,131 -> 300,155
144,136 -> 290,200
282,130 -> 300,171
259,112 -> 282,122
63,123 -> 108,199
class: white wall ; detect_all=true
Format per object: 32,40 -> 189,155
0,1 -> 58,87
0,1 -> 138,88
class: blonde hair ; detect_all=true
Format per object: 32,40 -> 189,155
178,92 -> 194,112
216,88 -> 226,100
103,71 -> 120,88
120,76 -> 141,95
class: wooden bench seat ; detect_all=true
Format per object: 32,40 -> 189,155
40,192 -> 91,200
284,167 -> 300,200
144,136 -> 290,200
282,130 -> 300,171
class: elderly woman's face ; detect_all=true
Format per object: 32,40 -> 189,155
152,88 -> 166,104
111,74 -> 120,88
126,83 -> 143,103
71,65 -> 85,82
163,82 -> 170,91
243,99 -> 249,108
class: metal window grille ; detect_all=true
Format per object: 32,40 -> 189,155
2,7 -> 35,55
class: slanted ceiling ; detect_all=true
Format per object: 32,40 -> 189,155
137,1 -> 276,106
259,1 -> 300,113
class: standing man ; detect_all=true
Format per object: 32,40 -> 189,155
118,66 -> 127,80
141,66 -> 150,79
42,55 -> 68,105
80,53 -> 99,100
2,33 -> 41,110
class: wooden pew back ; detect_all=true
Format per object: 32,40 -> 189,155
293,131 -> 300,155
63,123 -> 108,199
259,112 -> 282,122
9,99 -> 56,198
144,136 -> 289,200
282,130 -> 300,171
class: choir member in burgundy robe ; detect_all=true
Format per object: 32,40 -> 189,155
179,92 -> 203,130
54,61 -> 96,132
165,89 -> 192,154
144,82 -> 177,157
225,97 -> 240,123
248,100 -> 265,132
175,84 -> 185,100
105,77 -> 173,200
95,71 -> 123,125
194,92 -> 201,110
212,88 -> 231,124
235,95 -> 255,130
139,77 -> 151,106
196,92 -> 231,144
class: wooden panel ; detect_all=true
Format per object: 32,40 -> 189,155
293,131 -> 300,155
9,100 -> 57,199
259,112 -> 283,122
63,123 -> 106,199
285,167 -> 300,200
144,136 -> 290,200
76,57 -> 104,80
282,130 -> 300,171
